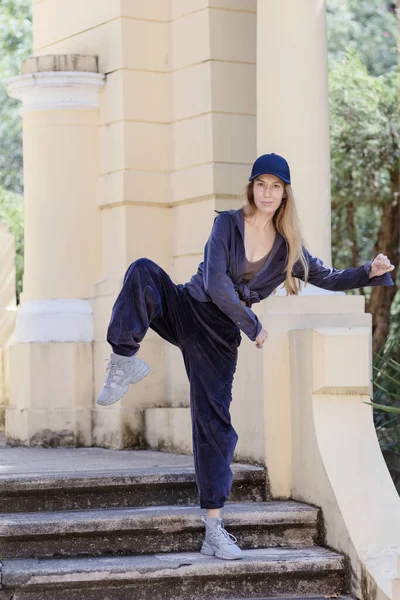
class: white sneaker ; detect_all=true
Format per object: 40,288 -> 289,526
96,353 -> 150,406
200,515 -> 243,560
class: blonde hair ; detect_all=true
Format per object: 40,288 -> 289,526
242,176 -> 309,295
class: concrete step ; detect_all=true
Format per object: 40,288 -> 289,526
0,500 -> 321,559
225,597 -> 353,600
0,546 -> 346,600
0,462 -> 267,513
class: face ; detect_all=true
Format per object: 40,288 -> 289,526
252,174 -> 285,215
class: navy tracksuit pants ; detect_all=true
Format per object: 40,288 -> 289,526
106,258 -> 242,509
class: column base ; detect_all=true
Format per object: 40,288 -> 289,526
144,406 -> 192,454
6,341 -> 93,446
93,406 -> 145,450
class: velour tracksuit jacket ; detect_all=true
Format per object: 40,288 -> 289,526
183,208 -> 395,342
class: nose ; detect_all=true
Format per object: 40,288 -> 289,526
264,187 -> 272,198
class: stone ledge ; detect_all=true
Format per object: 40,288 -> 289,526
22,54 -> 99,74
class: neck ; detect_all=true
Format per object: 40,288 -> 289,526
250,211 -> 275,233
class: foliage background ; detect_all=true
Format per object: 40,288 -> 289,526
0,0 -> 31,300
327,0 -> 399,352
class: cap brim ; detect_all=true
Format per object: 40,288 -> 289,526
249,172 -> 291,184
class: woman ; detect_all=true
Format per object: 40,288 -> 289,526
96,153 -> 395,561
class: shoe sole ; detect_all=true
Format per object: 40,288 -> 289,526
200,542 -> 243,560
96,362 -> 151,406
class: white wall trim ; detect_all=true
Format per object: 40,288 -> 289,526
5,71 -> 105,112
15,299 -> 94,343
274,281 -> 345,297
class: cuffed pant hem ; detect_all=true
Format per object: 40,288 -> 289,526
110,347 -> 137,358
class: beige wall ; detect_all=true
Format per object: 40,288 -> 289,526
257,0 -> 332,264
32,0 -> 257,277
29,0 -> 258,443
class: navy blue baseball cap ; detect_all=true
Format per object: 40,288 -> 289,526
249,153 -> 291,184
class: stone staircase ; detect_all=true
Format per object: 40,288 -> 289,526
0,451 -> 354,600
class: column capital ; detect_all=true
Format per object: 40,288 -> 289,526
5,54 -> 105,112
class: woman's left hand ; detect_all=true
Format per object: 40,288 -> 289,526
369,253 -> 395,278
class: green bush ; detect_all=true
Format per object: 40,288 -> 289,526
364,337 -> 400,453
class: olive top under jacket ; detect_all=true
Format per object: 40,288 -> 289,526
183,208 -> 395,342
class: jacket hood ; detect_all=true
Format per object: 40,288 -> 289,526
214,208 -> 245,239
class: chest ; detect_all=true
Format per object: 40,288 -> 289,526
243,220 -> 276,262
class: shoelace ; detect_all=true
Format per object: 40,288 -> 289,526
103,358 -> 125,387
202,517 -> 238,545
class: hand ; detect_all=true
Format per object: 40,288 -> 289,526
255,327 -> 269,349
369,253 -> 395,278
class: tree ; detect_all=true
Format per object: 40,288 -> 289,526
327,0 -> 398,76
327,2 -> 400,352
0,187 -> 24,300
0,0 -> 32,299
0,0 -> 32,194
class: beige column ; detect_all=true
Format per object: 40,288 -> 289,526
257,0 -> 331,265
91,5 -> 171,449
235,0 -> 369,498
85,0 -> 257,449
5,55 -> 105,446
169,0 -> 257,283
144,0 -> 258,451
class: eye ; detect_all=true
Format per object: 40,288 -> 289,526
257,182 -> 264,186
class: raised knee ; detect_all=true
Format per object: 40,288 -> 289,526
126,257 -> 159,277
132,257 -> 154,269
